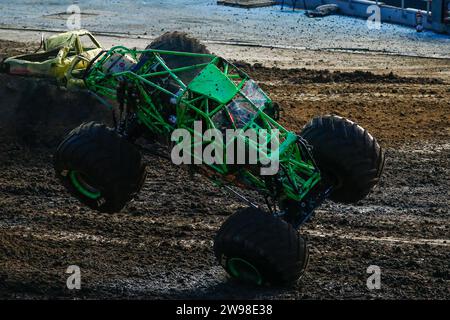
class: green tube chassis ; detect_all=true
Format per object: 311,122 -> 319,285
84,46 -> 325,226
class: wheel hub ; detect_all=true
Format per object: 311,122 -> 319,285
69,170 -> 101,200
227,257 -> 263,285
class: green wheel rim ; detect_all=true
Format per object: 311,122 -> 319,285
227,257 -> 263,285
69,170 -> 101,200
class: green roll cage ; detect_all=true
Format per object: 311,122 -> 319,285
84,46 -> 321,204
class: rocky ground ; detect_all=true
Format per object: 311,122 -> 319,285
0,39 -> 449,299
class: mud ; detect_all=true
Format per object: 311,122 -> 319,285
0,40 -> 449,299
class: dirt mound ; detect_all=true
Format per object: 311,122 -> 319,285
234,62 -> 444,85
0,74 -> 110,148
301,69 -> 441,84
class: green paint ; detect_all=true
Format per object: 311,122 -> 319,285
69,171 -> 101,200
228,258 -> 263,285
188,64 -> 238,104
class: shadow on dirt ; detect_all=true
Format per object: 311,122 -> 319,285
0,74 -> 110,148
165,277 -> 290,300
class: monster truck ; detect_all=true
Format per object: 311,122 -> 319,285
53,32 -> 384,286
0,30 -> 102,88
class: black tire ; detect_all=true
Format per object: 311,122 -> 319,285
147,31 -> 210,83
54,122 -> 146,213
214,207 -> 309,286
300,115 -> 384,203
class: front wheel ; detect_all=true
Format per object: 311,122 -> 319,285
54,122 -> 147,213
300,115 -> 385,203
214,207 -> 309,286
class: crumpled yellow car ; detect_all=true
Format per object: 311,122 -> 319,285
0,29 -> 103,88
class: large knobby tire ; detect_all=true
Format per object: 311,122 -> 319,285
147,31 -> 210,83
214,207 -> 309,287
300,115 -> 384,203
54,122 -> 147,213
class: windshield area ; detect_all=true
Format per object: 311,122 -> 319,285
241,79 -> 267,108
226,99 -> 256,129
213,79 -> 269,129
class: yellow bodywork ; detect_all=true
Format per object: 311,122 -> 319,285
2,30 -> 103,88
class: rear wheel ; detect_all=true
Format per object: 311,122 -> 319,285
54,122 -> 146,213
146,31 -> 210,83
214,207 -> 309,286
140,32 -> 211,128
300,115 -> 384,203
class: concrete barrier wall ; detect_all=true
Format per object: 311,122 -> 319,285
276,0 -> 449,33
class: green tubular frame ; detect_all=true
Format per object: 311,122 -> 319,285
85,46 -> 321,202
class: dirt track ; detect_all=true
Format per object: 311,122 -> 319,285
0,40 -> 449,299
